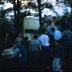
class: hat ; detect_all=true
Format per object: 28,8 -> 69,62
2,49 -> 14,56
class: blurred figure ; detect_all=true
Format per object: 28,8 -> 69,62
29,34 -> 41,69
3,43 -> 20,65
51,35 -> 63,72
1,42 -> 29,71
62,27 -> 72,60
38,29 -> 51,69
50,27 -> 62,42
24,36 -> 30,67
0,49 -> 17,71
24,36 -> 29,48
15,33 -> 29,70
15,33 -> 24,48
47,20 -> 57,35
9,43 -> 20,58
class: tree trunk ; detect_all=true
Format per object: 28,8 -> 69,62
37,0 -> 43,33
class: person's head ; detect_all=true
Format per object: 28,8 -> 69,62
51,27 -> 55,32
33,35 -> 38,39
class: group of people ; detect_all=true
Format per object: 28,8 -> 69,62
0,16 -> 72,72
41,16 -> 72,71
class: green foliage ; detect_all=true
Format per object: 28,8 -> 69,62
45,3 -> 53,9
27,2 -> 37,8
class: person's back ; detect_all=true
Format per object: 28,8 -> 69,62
39,34 -> 50,46
1,48 -> 17,71
29,35 -> 41,69
30,39 -> 40,52
47,23 -> 57,35
54,29 -> 62,41
62,29 -> 72,42
62,29 -> 72,58
62,29 -> 72,72
30,35 -> 41,52
38,29 -> 50,47
10,47 -> 20,58
38,29 -> 51,68
50,27 -> 62,41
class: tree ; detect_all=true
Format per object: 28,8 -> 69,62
13,0 -> 21,36
28,2 -> 37,8
64,0 -> 72,13
37,0 -> 42,31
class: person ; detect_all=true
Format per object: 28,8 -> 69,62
30,35 -> 41,52
15,34 -> 29,70
29,34 -> 41,69
7,43 -> 21,68
2,43 -> 28,71
23,36 -> 30,68
1,49 -> 14,59
51,28 -> 63,72
24,36 -> 30,48
62,27 -> 72,59
9,43 -> 20,58
1,43 -> 20,59
8,43 -> 28,71
47,20 -> 58,35
38,29 -> 50,48
50,27 -> 62,42
62,27 -> 72,71
15,33 -> 24,48
2,43 -> 21,69
1,49 -> 17,71
38,29 -> 51,69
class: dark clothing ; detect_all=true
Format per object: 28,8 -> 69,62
7,32 -> 16,48
0,57 -> 16,71
48,34 -> 55,48
62,29 -> 72,60
24,40 -> 29,48
52,45 -> 63,59
30,51 -> 40,69
40,46 -> 52,67
18,47 -> 29,70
